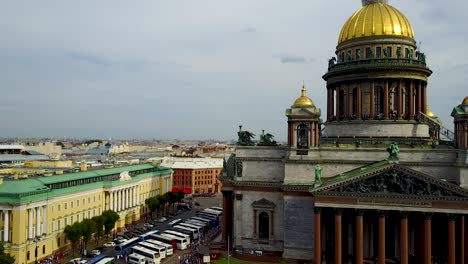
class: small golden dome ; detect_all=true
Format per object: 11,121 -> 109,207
292,85 -> 315,107
426,107 -> 436,117
462,96 -> 468,105
338,1 -> 415,45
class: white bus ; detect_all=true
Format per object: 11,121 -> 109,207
181,221 -> 205,232
163,230 -> 191,244
137,241 -> 167,259
186,219 -> 209,227
210,206 -> 223,212
203,208 -> 222,216
95,257 -> 115,264
167,218 -> 182,227
174,225 -> 199,240
130,245 -> 161,264
128,253 -> 146,264
149,233 -> 187,250
146,239 -> 174,256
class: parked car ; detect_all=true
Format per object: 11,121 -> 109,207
143,223 -> 154,228
91,249 -> 101,257
104,242 -> 115,247
69,258 -> 87,264
155,217 -> 167,223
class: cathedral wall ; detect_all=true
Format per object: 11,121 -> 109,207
240,160 -> 284,182
282,195 -> 314,260
236,147 -> 286,159
232,190 -> 284,252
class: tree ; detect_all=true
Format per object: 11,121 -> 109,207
176,190 -> 185,206
80,219 -> 97,249
64,223 -> 82,255
157,194 -> 168,216
165,192 -> 177,212
145,197 -> 160,219
92,216 -> 105,243
102,210 -> 120,235
0,244 -> 15,264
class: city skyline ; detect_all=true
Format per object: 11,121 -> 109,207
1,0 -> 466,140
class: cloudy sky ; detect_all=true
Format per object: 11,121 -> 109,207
1,0 -> 466,141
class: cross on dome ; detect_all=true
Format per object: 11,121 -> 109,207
362,0 -> 388,5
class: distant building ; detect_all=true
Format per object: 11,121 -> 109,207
161,157 -> 223,195
0,164 -> 172,264
0,145 -> 50,166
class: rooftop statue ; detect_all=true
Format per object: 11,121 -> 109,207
258,130 -> 277,146
328,57 -> 336,68
387,142 -> 400,159
237,125 -> 255,146
314,165 -> 323,187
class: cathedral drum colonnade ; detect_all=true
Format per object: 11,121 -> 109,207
221,0 -> 468,263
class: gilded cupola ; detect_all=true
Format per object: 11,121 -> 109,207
338,0 -> 415,45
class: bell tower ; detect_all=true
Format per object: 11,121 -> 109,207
285,85 -> 321,155
452,96 -> 468,149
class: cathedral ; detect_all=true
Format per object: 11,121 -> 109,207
220,0 -> 468,263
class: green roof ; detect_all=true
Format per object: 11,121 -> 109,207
0,164 -> 173,205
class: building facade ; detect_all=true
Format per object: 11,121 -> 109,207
221,1 -> 468,263
161,157 -> 223,195
0,164 -> 172,264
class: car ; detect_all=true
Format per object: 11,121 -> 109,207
69,258 -> 87,264
155,217 -> 167,223
91,249 -> 101,256
104,242 -> 115,247
143,223 -> 154,228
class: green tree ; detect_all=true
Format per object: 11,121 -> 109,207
92,216 -> 105,243
80,219 -> 97,249
64,223 -> 83,255
102,210 -> 120,235
0,244 -> 15,264
176,190 -> 185,206
158,194 -> 168,216
145,197 -> 160,219
165,192 -> 177,212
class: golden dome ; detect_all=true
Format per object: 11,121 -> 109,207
292,85 -> 315,107
462,96 -> 468,105
338,1 -> 415,45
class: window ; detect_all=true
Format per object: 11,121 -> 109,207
365,47 -> 371,58
374,86 -> 385,116
64,203 -> 67,210
352,87 -> 358,117
338,89 -> 345,118
296,124 -> 309,149
71,201 -> 73,208
27,251 -> 30,260
259,212 -> 270,239
42,245 -> 45,254
376,47 -> 382,58
57,238 -> 61,247
77,200 -> 79,206
386,46 -> 392,58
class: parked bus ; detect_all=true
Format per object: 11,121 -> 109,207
159,233 -> 188,250
186,218 -> 209,228
130,245 -> 161,264
167,218 -> 182,227
171,226 -> 197,241
139,230 -> 159,241
115,237 -> 140,255
128,253 -> 146,264
149,233 -> 187,250
180,222 -> 205,233
203,208 -> 222,216
174,225 -> 199,240
95,257 -> 115,264
210,206 -> 223,212
163,230 -> 191,244
87,255 -> 109,264
146,239 -> 174,256
195,213 -> 219,226
137,241 -> 167,259
191,216 -> 214,227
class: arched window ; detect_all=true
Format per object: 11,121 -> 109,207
374,86 -> 384,117
352,88 -> 358,117
296,124 -> 309,149
338,89 -> 345,118
258,212 -> 270,239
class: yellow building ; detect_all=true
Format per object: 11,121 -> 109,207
0,163 -> 172,264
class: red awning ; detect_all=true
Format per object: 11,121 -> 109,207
172,188 -> 192,194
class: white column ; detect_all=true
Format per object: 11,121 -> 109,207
110,192 -> 114,211
118,190 -> 122,212
3,210 -> 9,242
28,209 -> 33,239
42,206 -> 47,235
36,207 -> 41,237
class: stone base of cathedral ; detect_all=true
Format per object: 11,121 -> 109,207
322,121 -> 430,138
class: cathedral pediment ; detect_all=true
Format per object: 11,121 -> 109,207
252,198 -> 276,209
311,162 -> 468,200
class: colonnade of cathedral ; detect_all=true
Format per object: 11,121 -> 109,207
107,186 -> 140,212
326,79 -> 428,121
314,208 -> 467,264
